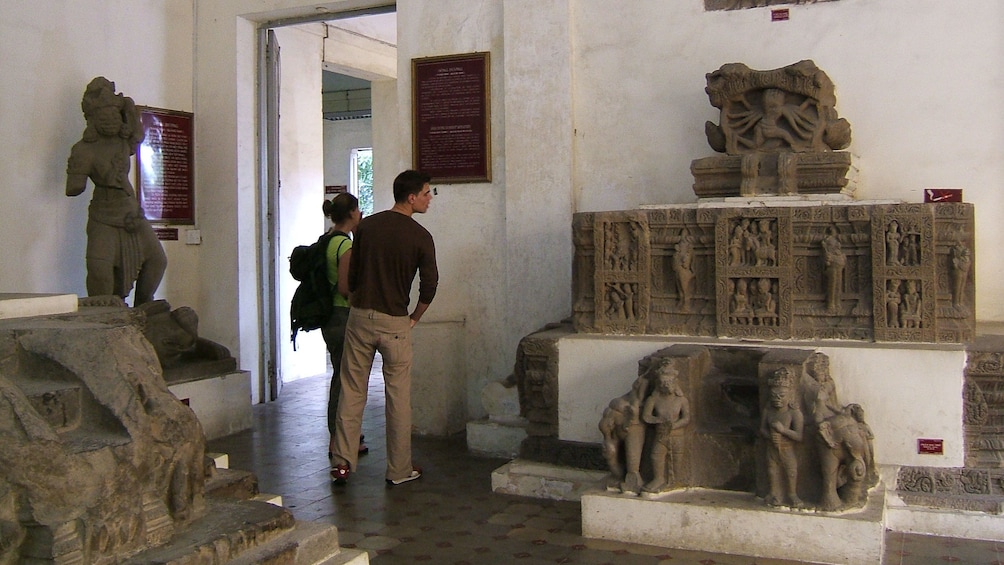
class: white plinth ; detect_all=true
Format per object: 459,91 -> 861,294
582,487 -> 886,565
169,370 -> 252,440
0,293 -> 77,319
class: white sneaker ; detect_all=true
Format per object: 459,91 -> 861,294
386,467 -> 422,485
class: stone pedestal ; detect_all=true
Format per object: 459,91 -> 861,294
168,370 -> 253,441
582,487 -> 886,565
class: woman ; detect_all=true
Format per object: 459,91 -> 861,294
321,193 -> 367,459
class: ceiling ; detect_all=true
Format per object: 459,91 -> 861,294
322,11 -> 395,94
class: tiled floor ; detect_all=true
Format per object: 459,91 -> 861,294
208,366 -> 1004,564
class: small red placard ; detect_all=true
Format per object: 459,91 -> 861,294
924,188 -> 963,203
918,438 -> 944,455
771,9 -> 790,21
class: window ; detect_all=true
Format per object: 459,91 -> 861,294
350,148 -> 373,216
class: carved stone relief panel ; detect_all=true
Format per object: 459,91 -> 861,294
964,343 -> 1004,468
572,213 -> 596,331
716,209 -> 793,339
570,202 -> 975,343
705,0 -> 839,10
594,212 -> 651,334
514,325 -> 570,437
647,208 -> 717,336
871,206 -> 937,342
934,203 -> 976,343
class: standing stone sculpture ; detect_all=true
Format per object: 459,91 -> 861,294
691,60 -> 852,197
640,360 -> 691,493
599,355 -> 692,496
66,77 -> 166,305
760,367 -> 805,508
598,374 -> 649,493
821,225 -> 845,313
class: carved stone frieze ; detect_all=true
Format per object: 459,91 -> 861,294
513,323 -> 573,437
572,203 -> 975,343
896,466 -> 1004,514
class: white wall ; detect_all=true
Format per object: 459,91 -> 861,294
570,0 -> 1004,320
0,1 -> 196,307
323,118 -> 372,190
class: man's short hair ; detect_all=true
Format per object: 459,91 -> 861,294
393,170 -> 431,203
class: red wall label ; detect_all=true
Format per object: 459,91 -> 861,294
771,9 -> 790,21
918,438 -> 944,455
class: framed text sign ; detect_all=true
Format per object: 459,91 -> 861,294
412,52 -> 491,183
136,107 -> 195,224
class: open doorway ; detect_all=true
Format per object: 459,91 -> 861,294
260,8 -> 396,399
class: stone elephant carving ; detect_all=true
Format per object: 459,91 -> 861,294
816,403 -> 876,511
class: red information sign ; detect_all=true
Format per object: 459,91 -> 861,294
137,107 -> 195,224
924,188 -> 963,203
918,438 -> 944,455
771,9 -> 790,21
412,52 -> 491,183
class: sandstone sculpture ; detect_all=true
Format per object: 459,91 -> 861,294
66,77 -> 166,306
0,315 -> 205,562
760,367 -> 805,508
692,60 -> 852,197
588,348 -> 877,510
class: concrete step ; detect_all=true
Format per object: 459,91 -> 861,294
205,467 -> 259,500
228,519 -> 369,565
122,498 -> 296,564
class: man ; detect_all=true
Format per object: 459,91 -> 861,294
330,170 -> 438,486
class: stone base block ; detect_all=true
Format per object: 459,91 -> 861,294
492,459 -> 607,501
467,419 -> 527,458
169,370 -> 252,440
885,502 -> 1004,543
582,487 -> 886,565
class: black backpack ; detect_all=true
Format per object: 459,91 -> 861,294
289,231 -> 348,348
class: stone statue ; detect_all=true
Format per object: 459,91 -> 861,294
821,226 -> 845,313
693,60 -> 852,197
760,367 -> 804,508
818,404 -> 877,510
66,77 -> 166,305
950,234 -> 972,309
640,360 -> 691,493
599,374 -> 649,493
900,280 -> 922,329
672,230 -> 695,312
885,279 -> 902,328
885,221 -> 902,266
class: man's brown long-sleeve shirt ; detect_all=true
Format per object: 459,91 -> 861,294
348,210 -> 438,316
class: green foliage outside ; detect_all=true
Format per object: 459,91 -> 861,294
356,149 -> 373,216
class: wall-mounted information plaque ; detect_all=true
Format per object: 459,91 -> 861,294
412,52 -> 491,183
137,107 -> 194,224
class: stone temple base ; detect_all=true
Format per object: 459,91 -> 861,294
582,486 -> 886,565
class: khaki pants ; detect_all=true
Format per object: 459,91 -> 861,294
333,308 -> 414,481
